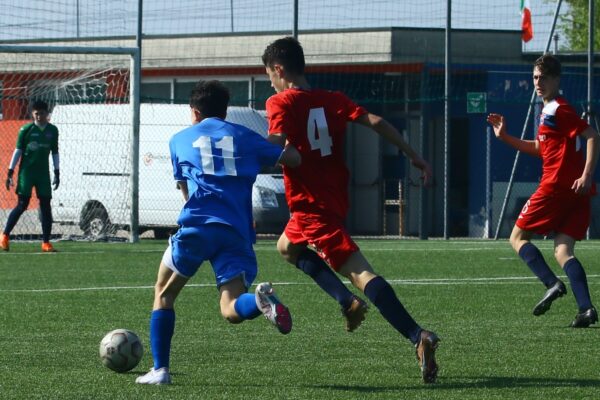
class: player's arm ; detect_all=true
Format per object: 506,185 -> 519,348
6,127 -> 26,190
266,132 -> 286,147
5,149 -> 21,190
355,112 -> 432,186
266,132 -> 301,168
277,144 -> 301,168
176,180 -> 189,201
572,126 -> 600,194
52,151 -> 60,190
169,137 -> 189,200
487,113 -> 540,157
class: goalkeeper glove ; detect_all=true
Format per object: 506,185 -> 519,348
52,170 -> 60,190
5,169 -> 13,191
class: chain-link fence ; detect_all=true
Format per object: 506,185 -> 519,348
0,0 -> 598,240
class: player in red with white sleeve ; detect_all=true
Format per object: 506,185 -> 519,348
262,37 -> 440,384
487,54 -> 599,327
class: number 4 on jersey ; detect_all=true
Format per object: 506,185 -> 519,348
307,107 -> 333,157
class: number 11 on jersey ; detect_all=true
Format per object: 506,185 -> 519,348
194,135 -> 237,176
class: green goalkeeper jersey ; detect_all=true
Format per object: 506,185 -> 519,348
16,122 -> 59,172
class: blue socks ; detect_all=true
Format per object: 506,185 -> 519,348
296,248 -> 355,310
150,309 -> 175,370
518,243 -> 558,288
518,243 -> 594,312
234,293 -> 262,320
364,276 -> 421,344
149,295 -> 260,370
564,258 -> 593,312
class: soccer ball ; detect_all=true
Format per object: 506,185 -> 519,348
99,329 -> 144,373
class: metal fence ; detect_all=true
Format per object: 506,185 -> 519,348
0,0 -> 597,241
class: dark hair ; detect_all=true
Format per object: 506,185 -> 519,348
189,80 -> 229,119
262,36 -> 305,75
31,100 -> 49,112
534,54 -> 561,77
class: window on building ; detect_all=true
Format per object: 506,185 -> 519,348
143,78 -> 267,108
254,80 -> 273,110
174,81 -> 197,104
174,80 -> 251,106
141,82 -> 171,103
221,81 -> 248,106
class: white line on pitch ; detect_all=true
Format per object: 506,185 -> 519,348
2,274 -> 599,293
3,244 -> 600,255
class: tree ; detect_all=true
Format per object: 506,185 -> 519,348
556,0 -> 600,51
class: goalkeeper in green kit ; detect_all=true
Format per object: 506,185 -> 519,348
1,100 -> 60,252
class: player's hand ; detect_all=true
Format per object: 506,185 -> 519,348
5,169 -> 13,191
52,170 -> 60,190
572,173 -> 592,195
411,156 -> 433,187
486,113 -> 507,140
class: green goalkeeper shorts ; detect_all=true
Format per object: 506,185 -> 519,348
17,169 -> 52,198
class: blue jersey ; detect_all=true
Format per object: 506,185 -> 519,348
169,117 -> 282,243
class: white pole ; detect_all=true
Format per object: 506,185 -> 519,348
485,126 -> 492,238
444,0 -> 451,239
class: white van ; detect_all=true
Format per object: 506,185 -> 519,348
50,104 -> 288,239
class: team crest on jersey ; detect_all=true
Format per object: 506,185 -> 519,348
539,113 -> 557,128
539,100 -> 559,128
27,141 -> 40,151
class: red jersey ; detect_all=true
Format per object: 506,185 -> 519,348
266,88 -> 367,218
537,96 -> 591,192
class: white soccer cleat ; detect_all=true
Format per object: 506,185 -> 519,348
135,367 -> 172,385
255,282 -> 292,334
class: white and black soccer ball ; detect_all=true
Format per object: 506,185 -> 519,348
99,329 -> 144,373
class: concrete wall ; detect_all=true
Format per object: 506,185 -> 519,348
1,27 -> 522,72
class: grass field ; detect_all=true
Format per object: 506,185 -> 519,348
0,239 -> 599,399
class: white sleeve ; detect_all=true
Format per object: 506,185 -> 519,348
52,153 -> 60,171
8,149 -> 22,170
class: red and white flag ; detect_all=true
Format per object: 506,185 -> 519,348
521,0 -> 533,42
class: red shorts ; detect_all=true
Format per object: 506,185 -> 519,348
284,212 -> 359,270
516,187 -> 591,240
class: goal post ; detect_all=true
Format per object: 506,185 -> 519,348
0,45 -> 141,243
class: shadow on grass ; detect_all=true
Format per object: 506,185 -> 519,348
310,375 -> 600,392
438,376 -> 600,389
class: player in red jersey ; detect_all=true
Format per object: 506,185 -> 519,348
262,37 -> 439,383
487,54 -> 599,327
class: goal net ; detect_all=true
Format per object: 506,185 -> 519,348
0,48 -> 137,242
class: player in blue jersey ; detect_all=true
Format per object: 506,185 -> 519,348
135,80 -> 301,385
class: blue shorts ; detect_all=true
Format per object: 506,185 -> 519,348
162,223 -> 257,289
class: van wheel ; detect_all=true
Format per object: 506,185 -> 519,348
81,208 -> 111,240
